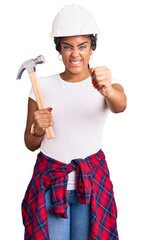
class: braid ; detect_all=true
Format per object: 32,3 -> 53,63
54,37 -> 62,52
88,34 -> 97,51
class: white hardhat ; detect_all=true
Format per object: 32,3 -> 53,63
49,4 -> 100,37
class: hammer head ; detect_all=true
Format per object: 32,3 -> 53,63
16,55 -> 45,80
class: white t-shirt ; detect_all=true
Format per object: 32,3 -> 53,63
29,73 -> 110,189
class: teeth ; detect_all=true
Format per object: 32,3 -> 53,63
70,61 -> 81,65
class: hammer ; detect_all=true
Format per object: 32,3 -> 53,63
16,55 -> 55,139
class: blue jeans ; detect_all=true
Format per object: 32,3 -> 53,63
45,188 -> 90,240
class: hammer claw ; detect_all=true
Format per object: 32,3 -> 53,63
16,67 -> 26,80
16,55 -> 45,80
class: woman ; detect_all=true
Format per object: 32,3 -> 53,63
23,4 -> 127,240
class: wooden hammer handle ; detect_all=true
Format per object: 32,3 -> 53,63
29,72 -> 55,139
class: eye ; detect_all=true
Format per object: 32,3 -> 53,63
79,46 -> 86,50
64,46 -> 72,50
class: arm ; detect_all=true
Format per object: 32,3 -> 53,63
104,83 -> 127,113
90,67 -> 127,113
24,98 -> 54,151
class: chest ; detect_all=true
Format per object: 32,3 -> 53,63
42,85 -> 107,121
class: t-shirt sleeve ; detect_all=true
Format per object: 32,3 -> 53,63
29,86 -> 36,101
28,76 -> 44,102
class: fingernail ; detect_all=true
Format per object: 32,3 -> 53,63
90,68 -> 93,72
49,107 -> 53,111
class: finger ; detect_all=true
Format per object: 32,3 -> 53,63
35,109 -> 47,114
35,108 -> 52,114
39,109 -> 52,114
94,69 -> 110,77
92,80 -> 100,90
96,70 -> 111,80
34,110 -> 52,118
39,114 -> 53,120
98,80 -> 111,89
92,76 -> 108,83
34,113 -> 53,120
90,67 -> 109,75
89,68 -> 96,78
94,66 -> 108,71
47,107 -> 53,111
89,68 -> 94,73
38,121 -> 54,128
92,80 -> 97,88
40,122 -> 54,128
95,75 -> 108,82
96,79 -> 108,86
90,70 -> 110,82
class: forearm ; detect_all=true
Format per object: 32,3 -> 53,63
24,130 -> 43,151
105,84 -> 127,113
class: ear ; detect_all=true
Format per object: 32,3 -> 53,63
90,49 -> 93,55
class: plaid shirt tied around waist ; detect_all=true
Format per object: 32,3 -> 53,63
22,149 -> 119,240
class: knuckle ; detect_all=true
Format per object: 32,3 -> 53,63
34,115 -> 38,121
47,115 -> 52,121
34,111 -> 38,117
44,109 -> 49,113
48,114 -> 53,119
96,76 -> 101,81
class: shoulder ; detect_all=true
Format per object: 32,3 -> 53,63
38,73 -> 59,88
38,73 -> 59,83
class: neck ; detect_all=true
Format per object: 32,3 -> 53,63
60,68 -> 91,83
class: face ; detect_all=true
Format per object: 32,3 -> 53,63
60,35 -> 93,75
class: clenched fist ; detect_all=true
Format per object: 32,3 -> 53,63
33,107 -> 54,137
90,66 -> 113,97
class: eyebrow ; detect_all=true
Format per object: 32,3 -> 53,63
61,41 -> 89,47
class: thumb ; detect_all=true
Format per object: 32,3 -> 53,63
47,107 -> 53,111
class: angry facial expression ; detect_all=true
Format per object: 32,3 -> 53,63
60,35 -> 93,75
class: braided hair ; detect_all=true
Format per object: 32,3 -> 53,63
87,34 -> 97,51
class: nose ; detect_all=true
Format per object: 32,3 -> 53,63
70,49 -> 80,58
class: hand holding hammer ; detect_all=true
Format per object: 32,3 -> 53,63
16,55 -> 55,139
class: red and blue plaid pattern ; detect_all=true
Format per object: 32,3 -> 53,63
22,150 -> 119,240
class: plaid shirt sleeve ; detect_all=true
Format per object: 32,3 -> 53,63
22,150 -> 119,240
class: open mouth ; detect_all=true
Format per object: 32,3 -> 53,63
69,60 -> 82,66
